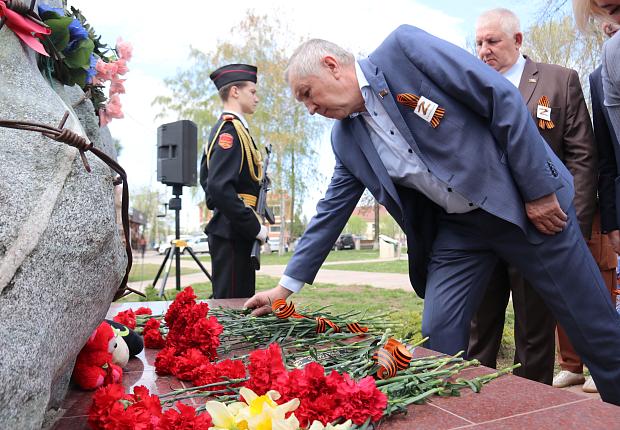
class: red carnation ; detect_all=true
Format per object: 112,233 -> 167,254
144,329 -> 166,349
88,384 -> 161,430
88,383 -> 127,428
154,286 -> 223,380
143,319 -> 166,349
192,359 -> 246,392
244,350 -> 387,427
144,318 -> 161,331
292,364 -> 341,426
246,343 -> 287,395
113,309 -> 137,329
131,385 -> 163,418
174,349 -> 210,381
159,402 -> 213,430
104,406 -> 153,429
135,307 -> 153,316
165,287 -> 197,326
276,367 -> 307,399
155,347 -> 178,375
189,316 -> 223,359
335,375 -> 387,424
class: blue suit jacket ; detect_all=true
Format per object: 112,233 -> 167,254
285,25 -> 574,298
590,66 -> 620,232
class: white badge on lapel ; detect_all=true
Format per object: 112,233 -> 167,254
536,105 -> 551,121
413,96 -> 439,124
397,93 -> 445,128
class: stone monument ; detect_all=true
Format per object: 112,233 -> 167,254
0,5 -> 127,428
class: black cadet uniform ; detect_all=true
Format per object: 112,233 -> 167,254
200,64 -> 263,298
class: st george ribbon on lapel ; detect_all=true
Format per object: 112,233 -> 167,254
396,93 -> 444,128
536,96 -> 555,130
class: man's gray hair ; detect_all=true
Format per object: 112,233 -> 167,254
476,8 -> 521,36
285,39 -> 355,83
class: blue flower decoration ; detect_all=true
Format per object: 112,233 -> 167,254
68,18 -> 89,41
86,54 -> 98,84
38,4 -> 65,17
64,18 -> 89,52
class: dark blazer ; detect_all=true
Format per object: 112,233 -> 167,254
284,25 -> 574,298
590,66 -> 620,232
519,57 -> 596,237
199,113 -> 261,241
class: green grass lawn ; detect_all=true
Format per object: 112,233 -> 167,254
324,249 -> 379,262
182,249 -> 381,265
324,259 -> 408,273
119,273 -> 517,368
128,263 -> 200,282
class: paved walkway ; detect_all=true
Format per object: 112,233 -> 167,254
129,252 -> 411,294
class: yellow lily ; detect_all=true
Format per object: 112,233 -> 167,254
205,399 -> 247,430
307,420 -> 353,430
205,388 -> 301,430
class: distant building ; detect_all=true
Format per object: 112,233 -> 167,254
198,193 -> 294,246
351,204 -> 388,238
267,192 -> 293,245
128,207 -> 146,249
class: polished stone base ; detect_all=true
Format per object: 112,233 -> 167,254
52,300 -> 620,429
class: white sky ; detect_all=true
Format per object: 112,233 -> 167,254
67,0 -> 544,232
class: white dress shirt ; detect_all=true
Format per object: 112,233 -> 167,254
503,54 -> 526,88
222,109 -> 249,129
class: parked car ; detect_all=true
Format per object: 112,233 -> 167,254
334,234 -> 355,250
267,237 -> 289,253
184,235 -> 209,254
158,234 -> 193,254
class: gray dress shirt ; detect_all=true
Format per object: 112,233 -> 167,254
354,62 -> 475,213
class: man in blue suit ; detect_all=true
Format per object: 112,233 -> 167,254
243,25 -> 620,405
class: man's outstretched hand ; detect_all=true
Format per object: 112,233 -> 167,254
525,192 -> 567,235
243,285 -> 293,316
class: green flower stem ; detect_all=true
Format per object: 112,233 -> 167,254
157,378 -> 248,399
161,387 -> 240,404
149,304 -> 519,421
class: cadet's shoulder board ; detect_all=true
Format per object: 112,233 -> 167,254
218,133 -> 234,149
222,114 -> 235,121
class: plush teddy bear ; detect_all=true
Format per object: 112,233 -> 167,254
72,321 -> 125,390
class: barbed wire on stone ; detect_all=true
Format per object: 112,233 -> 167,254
0,112 -> 143,300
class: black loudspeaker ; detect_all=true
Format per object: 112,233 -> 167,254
157,120 -> 198,187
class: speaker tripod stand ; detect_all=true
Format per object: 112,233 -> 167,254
152,185 -> 212,298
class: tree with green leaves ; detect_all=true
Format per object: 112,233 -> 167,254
131,186 -> 168,246
153,13 -> 326,251
379,213 -> 403,241
290,213 -> 307,240
344,215 -> 367,236
359,189 -> 381,249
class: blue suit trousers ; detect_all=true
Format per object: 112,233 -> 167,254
422,207 -> 620,405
